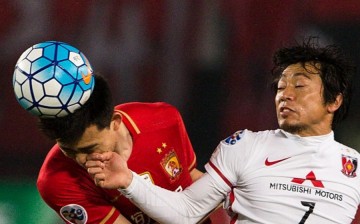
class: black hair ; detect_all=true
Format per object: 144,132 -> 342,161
271,37 -> 355,126
38,74 -> 114,145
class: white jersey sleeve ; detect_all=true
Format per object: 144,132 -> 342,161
205,130 -> 255,191
120,171 -> 226,224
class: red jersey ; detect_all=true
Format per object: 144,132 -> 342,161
37,102 -> 197,224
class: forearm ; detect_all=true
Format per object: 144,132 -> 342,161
119,172 -> 225,224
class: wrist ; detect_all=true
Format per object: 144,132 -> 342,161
118,171 -> 137,197
119,169 -> 134,189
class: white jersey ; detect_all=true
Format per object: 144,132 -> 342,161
122,129 -> 360,224
205,129 -> 360,223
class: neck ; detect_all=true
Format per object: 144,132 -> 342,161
116,122 -> 133,161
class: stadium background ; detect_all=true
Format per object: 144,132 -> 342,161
1,1 -> 360,223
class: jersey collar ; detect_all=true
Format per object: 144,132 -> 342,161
114,110 -> 141,136
278,129 -> 334,144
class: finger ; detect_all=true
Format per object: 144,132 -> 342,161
87,152 -> 113,162
85,160 -> 104,168
87,167 -> 104,175
94,173 -> 106,181
94,173 -> 106,186
86,153 -> 102,161
96,180 -> 105,188
99,151 -> 113,161
94,177 -> 103,187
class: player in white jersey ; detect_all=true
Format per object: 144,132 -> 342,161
205,129 -> 360,223
85,37 -> 360,223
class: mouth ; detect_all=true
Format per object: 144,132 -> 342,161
280,106 -> 292,112
279,106 -> 294,117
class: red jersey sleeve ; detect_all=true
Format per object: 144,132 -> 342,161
172,105 -> 197,172
37,145 -> 120,224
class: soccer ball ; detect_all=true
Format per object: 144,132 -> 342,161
13,41 -> 95,118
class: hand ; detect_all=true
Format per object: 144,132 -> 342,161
85,151 -> 133,189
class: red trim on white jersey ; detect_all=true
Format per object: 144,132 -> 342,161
230,214 -> 238,224
208,161 -> 232,188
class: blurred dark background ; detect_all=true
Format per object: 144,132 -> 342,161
1,1 -> 360,223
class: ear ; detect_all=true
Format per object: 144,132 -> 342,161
328,94 -> 343,113
111,113 -> 122,131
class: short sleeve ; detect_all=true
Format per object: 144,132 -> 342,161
37,147 -> 120,224
171,105 -> 197,172
205,130 -> 252,191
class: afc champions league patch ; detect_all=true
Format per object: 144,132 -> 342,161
60,204 -> 88,224
223,130 -> 244,145
341,154 -> 358,178
161,150 -> 182,181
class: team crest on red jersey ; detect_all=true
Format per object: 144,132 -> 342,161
341,155 -> 358,178
161,150 -> 182,181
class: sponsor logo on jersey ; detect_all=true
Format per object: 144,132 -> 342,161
291,171 -> 324,188
224,130 -> 244,145
341,155 -> 357,178
60,204 -> 88,224
161,150 -> 182,181
265,157 -> 291,166
270,171 -> 344,202
269,182 -> 343,201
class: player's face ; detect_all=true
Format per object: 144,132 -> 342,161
275,62 -> 339,136
58,125 -> 117,167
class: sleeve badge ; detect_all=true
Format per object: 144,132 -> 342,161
223,130 -> 244,145
60,204 -> 88,224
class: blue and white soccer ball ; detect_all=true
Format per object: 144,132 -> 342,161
13,41 -> 95,118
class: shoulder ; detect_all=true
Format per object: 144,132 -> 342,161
213,129 -> 279,166
210,129 -> 276,163
115,102 -> 178,114
37,144 -> 77,184
115,102 -> 183,132
207,130 -> 276,185
220,129 -> 277,147
37,145 -> 94,205
115,102 -> 180,120
37,146 -> 120,222
336,141 -> 360,158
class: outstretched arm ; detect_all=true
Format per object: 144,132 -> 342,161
86,152 -> 227,224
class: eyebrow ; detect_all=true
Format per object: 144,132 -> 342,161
60,143 -> 97,154
77,144 -> 98,153
280,72 -> 312,80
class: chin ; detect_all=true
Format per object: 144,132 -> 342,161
279,123 -> 305,135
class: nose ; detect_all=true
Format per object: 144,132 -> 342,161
279,86 -> 295,101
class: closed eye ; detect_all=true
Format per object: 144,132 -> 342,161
59,146 -> 77,158
77,144 -> 97,154
277,83 -> 286,91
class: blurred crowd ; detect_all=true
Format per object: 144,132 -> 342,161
1,0 -> 360,178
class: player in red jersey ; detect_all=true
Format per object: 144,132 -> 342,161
37,74 -> 216,223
